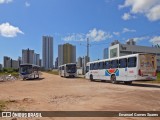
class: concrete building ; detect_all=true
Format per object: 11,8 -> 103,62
33,53 -> 40,65
83,56 -> 90,67
103,48 -> 109,59
109,39 -> 160,70
0,64 -> 2,71
11,59 -> 19,69
58,43 -> 76,66
77,57 -> 82,68
3,56 -> 19,69
58,45 -> 63,66
42,36 -> 53,70
3,56 -> 11,68
55,57 -> 58,69
39,59 -> 42,67
22,48 -> 34,64
18,57 -> 22,66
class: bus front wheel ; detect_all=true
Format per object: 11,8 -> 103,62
111,75 -> 117,84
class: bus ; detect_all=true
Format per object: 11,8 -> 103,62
85,53 -> 157,84
59,63 -> 77,78
19,64 -> 40,80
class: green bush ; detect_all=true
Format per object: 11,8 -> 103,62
2,68 -> 19,73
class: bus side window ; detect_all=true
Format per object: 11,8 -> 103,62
119,58 -> 127,68
94,63 -> 98,70
93,63 -> 95,70
99,62 -> 104,69
128,57 -> 137,67
104,61 -> 110,69
90,64 -> 93,70
111,60 -> 118,68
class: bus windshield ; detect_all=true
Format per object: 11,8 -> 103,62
66,64 -> 76,73
20,65 -> 32,74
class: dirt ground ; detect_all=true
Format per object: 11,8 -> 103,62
0,72 -> 160,120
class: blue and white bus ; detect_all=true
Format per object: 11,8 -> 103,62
19,64 -> 40,80
85,53 -> 157,84
59,63 -> 77,78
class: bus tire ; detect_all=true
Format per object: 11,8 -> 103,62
111,75 -> 117,84
124,81 -> 132,85
90,74 -> 93,81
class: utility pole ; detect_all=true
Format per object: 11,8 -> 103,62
87,38 -> 89,58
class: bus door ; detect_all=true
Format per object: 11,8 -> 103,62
127,57 -> 137,80
85,65 -> 90,79
119,58 -> 127,81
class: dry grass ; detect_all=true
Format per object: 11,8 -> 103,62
0,100 -> 8,111
45,70 -> 59,75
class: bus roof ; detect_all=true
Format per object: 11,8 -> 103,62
59,63 -> 76,67
87,53 -> 155,64
20,64 -> 40,67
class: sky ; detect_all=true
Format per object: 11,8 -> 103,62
0,0 -> 160,65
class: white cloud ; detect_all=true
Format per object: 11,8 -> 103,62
0,0 -> 12,4
25,1 -> 30,7
119,0 -> 160,21
122,28 -> 136,33
63,33 -> 85,41
147,5 -> 160,21
126,36 -> 150,43
122,13 -> 136,20
0,22 -> 24,37
150,36 -> 160,44
133,36 -> 150,42
86,28 -> 112,42
122,13 -> 131,20
63,28 -> 112,42
113,32 -> 120,36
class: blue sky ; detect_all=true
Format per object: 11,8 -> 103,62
0,0 -> 160,65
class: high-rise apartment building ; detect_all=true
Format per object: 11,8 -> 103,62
22,48 -> 34,64
0,64 -> 2,71
39,59 -> 42,67
55,57 -> 58,69
58,43 -> 76,66
18,56 -> 22,66
33,53 -> 40,65
3,56 -> 11,68
42,36 -> 53,70
3,56 -> 19,69
58,45 -> 63,66
77,57 -> 82,68
11,59 -> 19,69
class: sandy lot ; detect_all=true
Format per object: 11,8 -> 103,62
0,72 -> 160,120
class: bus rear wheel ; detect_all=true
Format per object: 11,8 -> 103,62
124,81 -> 132,85
90,75 -> 93,81
111,75 -> 117,84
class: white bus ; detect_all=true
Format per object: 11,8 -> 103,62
59,63 -> 77,78
85,53 -> 157,84
19,64 -> 40,80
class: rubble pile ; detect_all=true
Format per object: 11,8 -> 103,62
0,74 -> 18,82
